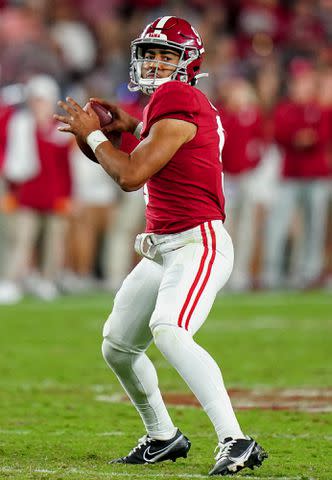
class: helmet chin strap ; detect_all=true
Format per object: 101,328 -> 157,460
138,76 -> 173,95
195,73 -> 209,80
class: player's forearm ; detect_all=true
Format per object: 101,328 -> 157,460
87,132 -> 143,191
86,119 -> 188,191
76,135 -> 97,162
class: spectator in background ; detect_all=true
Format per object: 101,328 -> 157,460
262,59 -> 331,289
56,80 -> 120,293
217,77 -> 265,290
285,0 -> 326,59
47,0 -> 98,82
0,101 -> 14,169
253,58 -> 283,285
0,2 -> 63,86
0,100 -> 14,282
317,66 -> 332,287
103,85 -> 146,292
0,74 -> 72,303
319,0 -> 332,44
235,0 -> 290,59
208,34 -> 248,97
61,141 -> 119,294
93,15 -> 129,95
0,0 -> 330,296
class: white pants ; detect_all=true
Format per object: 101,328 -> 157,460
103,220 -> 234,345
103,189 -> 145,291
3,208 -> 68,281
102,220 -> 243,442
224,144 -> 282,290
263,179 -> 330,287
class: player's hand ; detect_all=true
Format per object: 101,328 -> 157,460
54,97 -> 101,139
90,97 -> 140,135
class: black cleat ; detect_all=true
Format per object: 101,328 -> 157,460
209,436 -> 268,476
110,428 -> 191,464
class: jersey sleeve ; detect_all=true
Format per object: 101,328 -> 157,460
142,82 -> 200,136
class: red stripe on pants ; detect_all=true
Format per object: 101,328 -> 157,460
177,223 -> 208,328
184,221 -> 217,330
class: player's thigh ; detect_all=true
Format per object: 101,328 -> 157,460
150,223 -> 234,335
103,257 -> 163,353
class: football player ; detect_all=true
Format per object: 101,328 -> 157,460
55,16 -> 268,476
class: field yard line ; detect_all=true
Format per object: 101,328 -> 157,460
0,429 -> 30,435
95,387 -> 332,413
5,382 -> 331,396
0,467 -> 306,479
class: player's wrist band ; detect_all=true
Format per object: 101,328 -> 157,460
86,130 -> 108,154
133,122 -> 143,140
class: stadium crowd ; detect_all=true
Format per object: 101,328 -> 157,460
0,0 -> 331,303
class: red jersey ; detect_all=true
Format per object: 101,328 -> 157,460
11,121 -> 72,212
219,106 -> 264,175
140,81 -> 225,234
274,100 -> 330,179
0,103 -> 14,172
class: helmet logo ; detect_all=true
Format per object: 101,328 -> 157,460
145,32 -> 168,40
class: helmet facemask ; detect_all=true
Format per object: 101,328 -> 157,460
128,39 -> 201,95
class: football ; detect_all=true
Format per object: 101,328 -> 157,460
78,101 -> 120,163
86,101 -> 113,127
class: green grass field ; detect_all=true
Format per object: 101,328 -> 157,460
0,291 -> 331,479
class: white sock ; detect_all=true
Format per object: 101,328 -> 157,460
102,338 -> 176,440
153,325 -> 245,442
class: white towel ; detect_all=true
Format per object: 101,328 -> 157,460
3,109 -> 40,182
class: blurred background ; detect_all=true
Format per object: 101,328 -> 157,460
0,0 -> 331,303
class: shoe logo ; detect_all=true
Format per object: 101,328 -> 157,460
229,442 -> 255,464
142,437 -> 181,463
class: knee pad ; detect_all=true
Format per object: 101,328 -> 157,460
153,323 -> 195,359
102,313 -> 135,358
152,324 -> 181,354
101,337 -> 132,371
102,338 -> 155,400
101,337 -> 116,368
